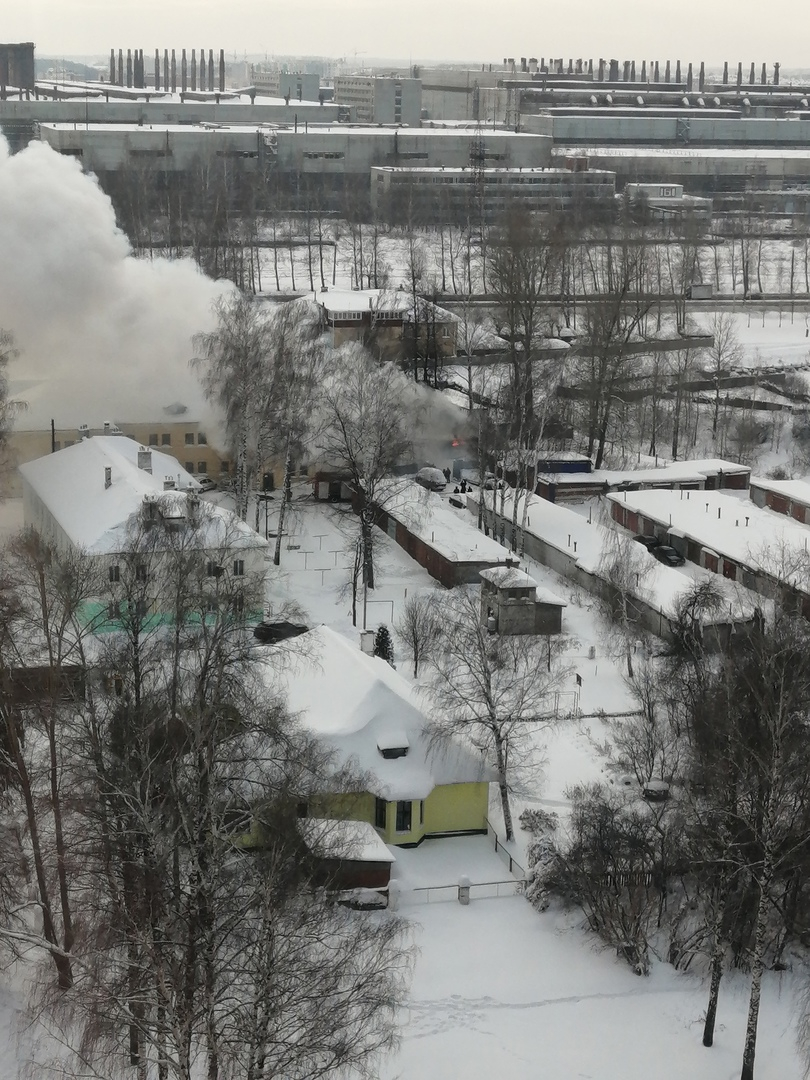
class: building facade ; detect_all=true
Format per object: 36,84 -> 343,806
333,75 -> 422,126
371,164 -> 614,223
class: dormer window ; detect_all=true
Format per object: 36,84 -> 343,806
377,731 -> 409,759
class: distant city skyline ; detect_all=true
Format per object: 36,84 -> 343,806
4,1 -> 809,72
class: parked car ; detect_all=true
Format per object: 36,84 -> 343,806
653,545 -> 685,568
482,473 -> 505,492
415,466 -> 447,492
633,534 -> 660,551
197,476 -> 217,492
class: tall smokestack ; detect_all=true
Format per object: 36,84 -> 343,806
199,48 -> 206,90
155,49 -> 160,90
209,50 -> 214,91
109,49 -> 115,84
118,49 -> 123,85
164,49 -> 169,91
219,48 -> 225,91
191,49 -> 196,91
171,49 -> 176,92
126,48 -> 132,87
181,49 -> 187,92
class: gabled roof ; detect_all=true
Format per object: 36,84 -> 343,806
314,288 -> 457,324
267,625 -> 492,801
19,436 -> 267,555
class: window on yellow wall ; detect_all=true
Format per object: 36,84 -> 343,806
374,798 -> 387,830
395,801 -> 412,833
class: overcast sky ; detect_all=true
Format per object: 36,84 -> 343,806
5,1 -> 809,71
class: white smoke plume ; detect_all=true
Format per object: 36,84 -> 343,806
0,136 -> 232,438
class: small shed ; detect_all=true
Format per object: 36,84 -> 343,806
299,818 -> 396,891
479,566 -> 566,635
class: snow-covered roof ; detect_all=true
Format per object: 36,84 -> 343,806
480,566 -> 537,589
480,565 -> 567,605
750,476 -> 810,505
607,487 -> 810,589
267,625 -> 492,801
539,457 -> 749,487
471,488 -> 759,623
298,818 -> 396,863
378,480 -> 513,565
555,145 -> 810,161
315,287 -> 457,323
19,436 -> 267,555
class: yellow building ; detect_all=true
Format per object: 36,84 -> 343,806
267,624 -> 493,846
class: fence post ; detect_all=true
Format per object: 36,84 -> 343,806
458,875 -> 471,906
387,881 -> 400,912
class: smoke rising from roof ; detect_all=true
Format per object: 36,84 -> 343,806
0,136 -> 232,435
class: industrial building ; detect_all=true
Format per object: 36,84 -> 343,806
250,69 -> 322,102
1,91 -> 340,154
0,42 -> 34,91
333,75 -> 422,126
370,165 -> 615,223
38,121 -> 551,209
551,144 -> 810,195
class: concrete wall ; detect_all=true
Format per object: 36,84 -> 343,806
276,127 -> 551,175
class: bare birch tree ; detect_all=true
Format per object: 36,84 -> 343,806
422,588 -> 568,841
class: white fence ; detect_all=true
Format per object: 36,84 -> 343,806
400,879 -> 523,907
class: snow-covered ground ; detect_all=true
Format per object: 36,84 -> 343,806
385,891 -> 801,1080
0,488 -> 805,1078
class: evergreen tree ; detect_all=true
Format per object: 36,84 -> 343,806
374,624 -> 395,664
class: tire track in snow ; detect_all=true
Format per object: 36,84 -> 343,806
403,985 -> 691,1040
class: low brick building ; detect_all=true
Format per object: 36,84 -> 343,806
749,477 -> 810,524
369,480 -> 513,588
479,566 -> 565,635
607,487 -> 810,615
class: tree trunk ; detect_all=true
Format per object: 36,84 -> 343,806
703,933 -> 724,1046
273,437 -> 293,566
740,853 -> 774,1079
494,733 -> 514,841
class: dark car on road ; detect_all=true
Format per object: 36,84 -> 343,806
653,545 -> 685,567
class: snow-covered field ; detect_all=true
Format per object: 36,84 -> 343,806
386,889 -> 801,1080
